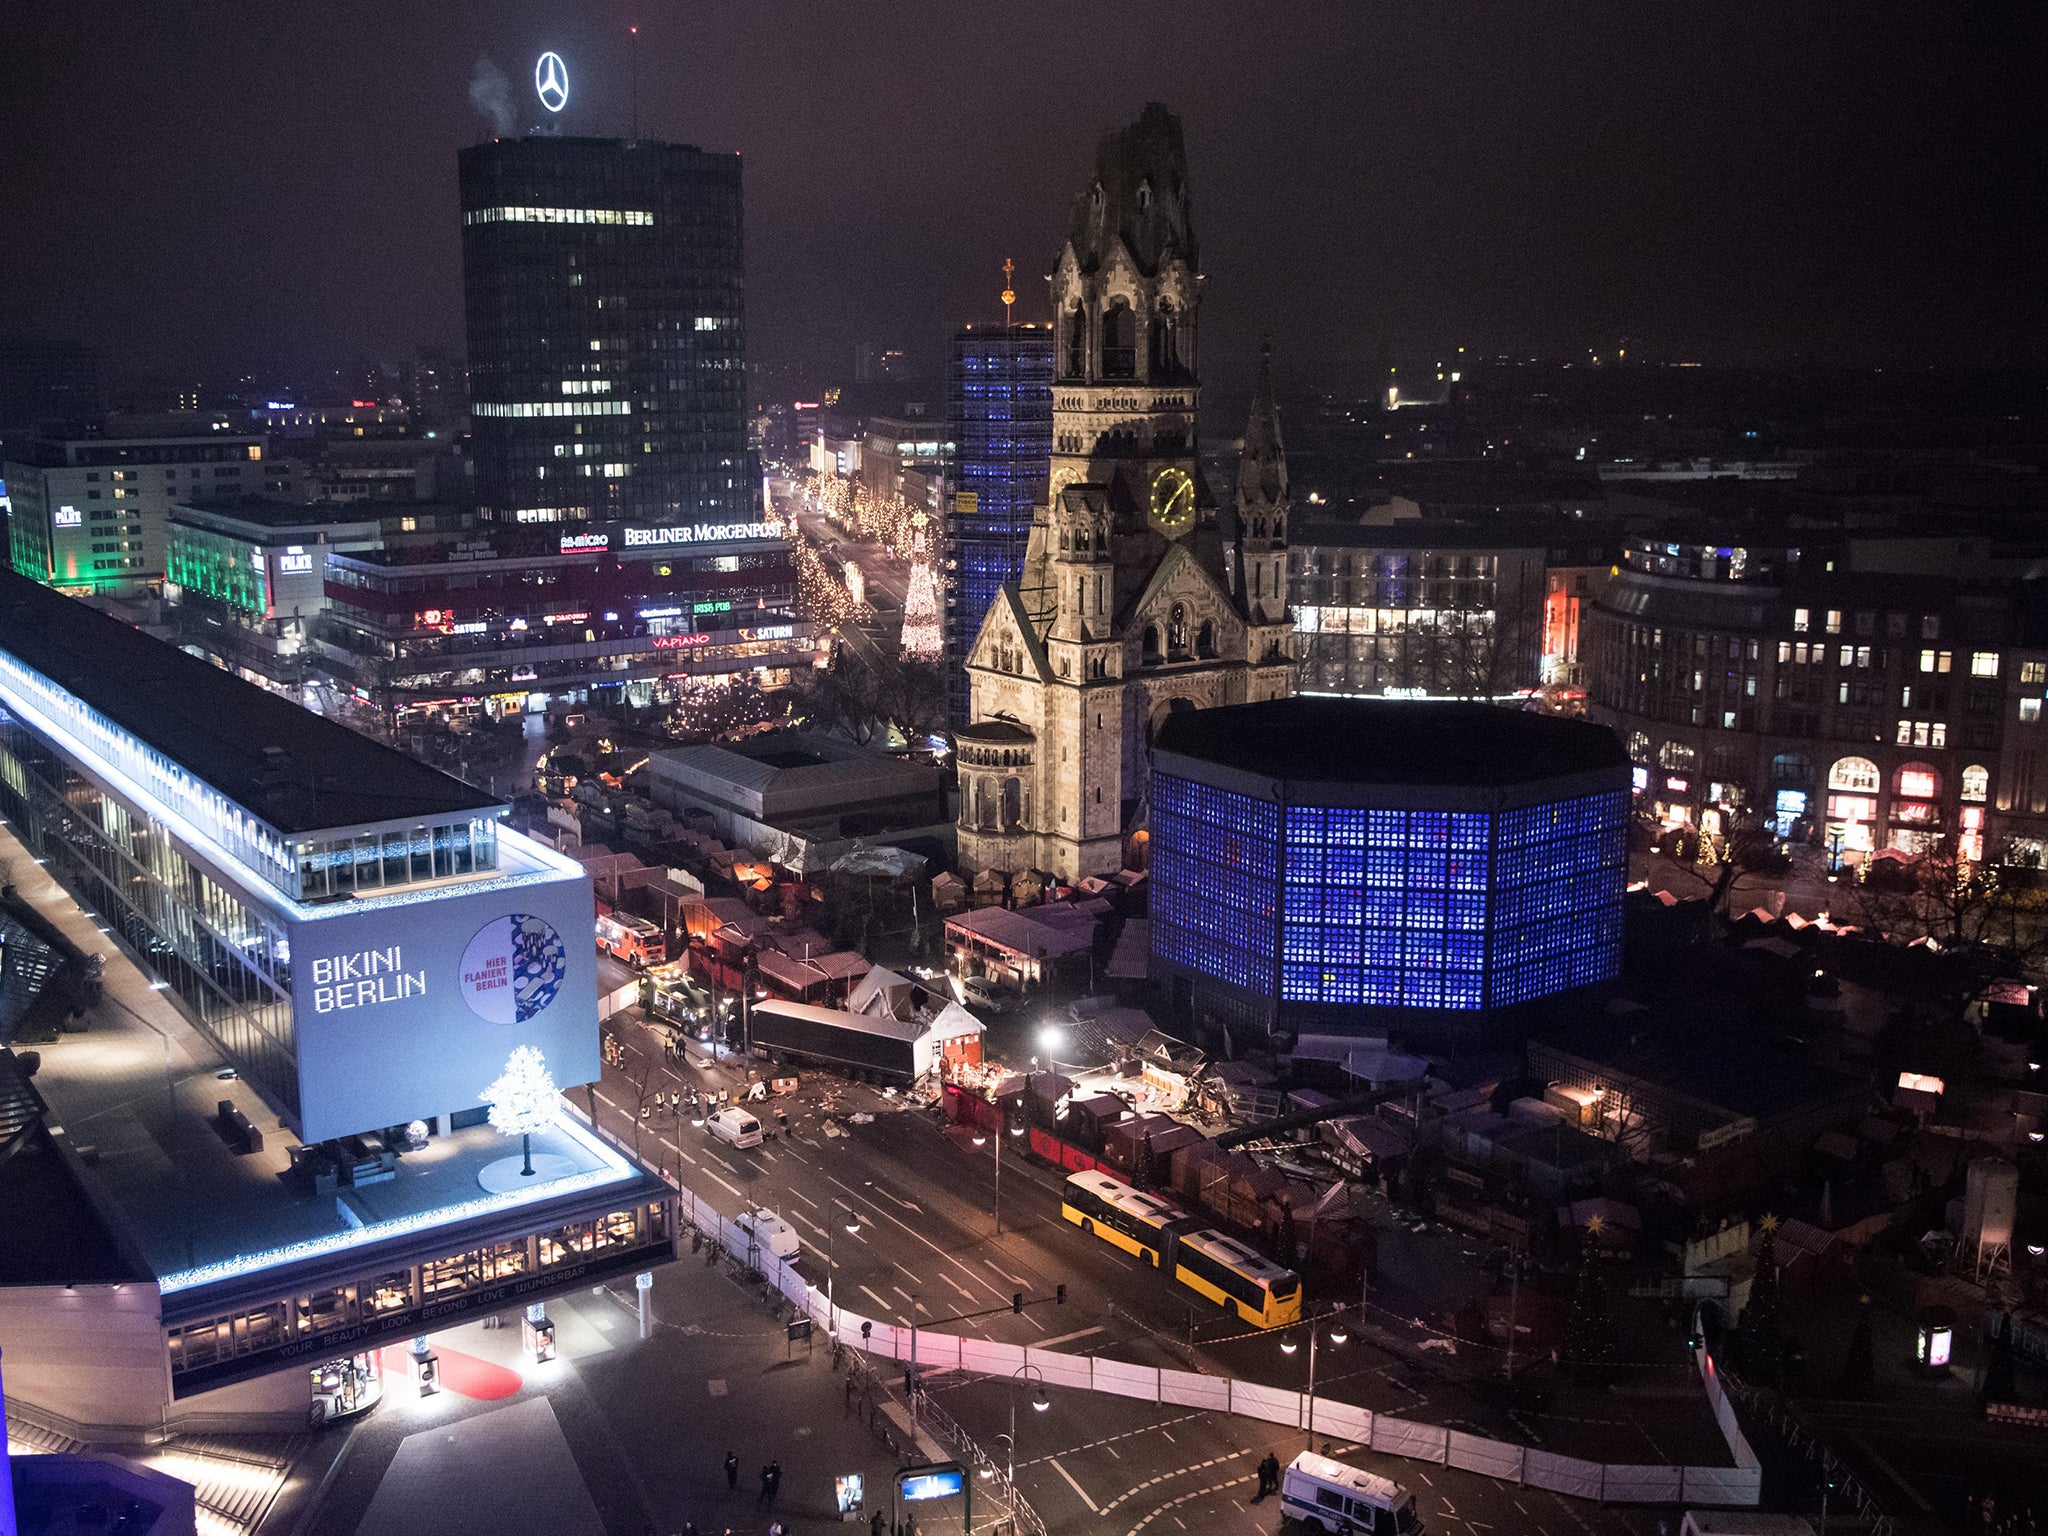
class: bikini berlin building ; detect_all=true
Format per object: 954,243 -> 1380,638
1149,697 -> 1630,1049
0,568 -> 669,1431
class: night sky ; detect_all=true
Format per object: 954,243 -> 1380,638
5,3 -> 2045,392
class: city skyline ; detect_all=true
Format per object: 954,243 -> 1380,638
4,3 -> 2046,393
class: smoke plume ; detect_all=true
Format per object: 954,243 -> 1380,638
469,56 -> 514,137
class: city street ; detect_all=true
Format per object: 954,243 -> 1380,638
584,1005 -> 1731,1487
781,475 -> 912,674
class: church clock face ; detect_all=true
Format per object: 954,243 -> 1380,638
1149,466 -> 1195,536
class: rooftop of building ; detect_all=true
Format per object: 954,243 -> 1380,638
1154,698 -> 1629,788
1532,1006 -> 1869,1125
0,1117 -> 145,1285
0,567 -> 500,835
1,826 -> 651,1309
168,496 -> 391,533
648,732 -> 941,805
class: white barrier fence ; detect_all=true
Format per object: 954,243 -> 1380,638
660,1168 -> 1762,1508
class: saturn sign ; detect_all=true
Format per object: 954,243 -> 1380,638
462,914 -> 569,1024
535,52 -> 569,114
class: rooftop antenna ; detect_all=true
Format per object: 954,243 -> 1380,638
629,25 -> 640,140
1001,258 -> 1016,329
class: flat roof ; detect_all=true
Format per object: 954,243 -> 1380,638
4,826 -> 646,1305
168,497 -> 389,533
0,567 -> 500,835
1154,698 -> 1629,788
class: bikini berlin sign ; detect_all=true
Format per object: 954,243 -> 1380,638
288,876 -> 598,1144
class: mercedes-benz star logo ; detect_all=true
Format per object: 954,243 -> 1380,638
535,52 -> 569,114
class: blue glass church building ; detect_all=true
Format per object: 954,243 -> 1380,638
1150,698 -> 1630,1048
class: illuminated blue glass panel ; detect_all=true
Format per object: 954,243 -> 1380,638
1151,772 -> 1280,994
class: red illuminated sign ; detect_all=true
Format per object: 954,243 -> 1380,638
652,633 -> 711,649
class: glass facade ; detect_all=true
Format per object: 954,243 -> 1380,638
1151,773 -> 1280,994
946,326 -> 1053,722
0,706 -> 299,1116
1152,770 -> 1627,1018
459,137 -> 751,526
165,524 -> 269,616
163,1199 -> 670,1395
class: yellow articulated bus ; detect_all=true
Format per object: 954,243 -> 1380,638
1062,1170 -> 1304,1329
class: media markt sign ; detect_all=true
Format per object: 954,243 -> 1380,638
461,914 -> 569,1024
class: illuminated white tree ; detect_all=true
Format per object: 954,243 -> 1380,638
900,519 -> 943,663
481,1045 -> 560,1177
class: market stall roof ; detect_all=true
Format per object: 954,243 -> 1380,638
925,1001 -> 984,1043
847,965 -> 914,1018
946,903 -> 1096,959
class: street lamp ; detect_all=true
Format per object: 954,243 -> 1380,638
1005,1364 -> 1049,1487
1282,1307 -> 1349,1454
825,1204 -> 861,1332
971,1114 -> 1028,1236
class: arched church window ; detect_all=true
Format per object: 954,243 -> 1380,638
1136,178 -> 1152,211
1101,302 -> 1137,379
1065,306 -> 1085,378
1142,625 -> 1162,665
1150,300 -> 1179,376
1168,603 -> 1190,658
1197,620 -> 1216,658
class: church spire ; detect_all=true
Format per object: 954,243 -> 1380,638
1234,344 -> 1290,624
1237,342 -> 1288,516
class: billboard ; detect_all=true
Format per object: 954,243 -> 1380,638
288,869 -> 599,1143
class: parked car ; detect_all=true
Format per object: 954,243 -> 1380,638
706,1108 -> 764,1149
960,976 -> 1007,1012
734,1208 -> 799,1262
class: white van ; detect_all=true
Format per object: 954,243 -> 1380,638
734,1209 -> 800,1261
706,1108 -> 764,1149
1280,1452 -> 1422,1536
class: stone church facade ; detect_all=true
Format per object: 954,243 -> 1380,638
956,103 -> 1294,881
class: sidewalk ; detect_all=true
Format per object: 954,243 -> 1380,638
290,1232 -> 933,1535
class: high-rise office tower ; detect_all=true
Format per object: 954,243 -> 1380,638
944,323 -> 1052,722
458,136 -> 751,526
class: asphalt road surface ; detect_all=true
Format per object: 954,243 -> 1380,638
587,1005 -> 1726,1496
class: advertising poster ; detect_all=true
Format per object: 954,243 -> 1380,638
288,870 -> 599,1142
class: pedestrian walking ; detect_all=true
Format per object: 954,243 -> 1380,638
767,1459 -> 783,1506
758,1465 -> 772,1507
871,1510 -> 885,1536
723,1451 -> 739,1491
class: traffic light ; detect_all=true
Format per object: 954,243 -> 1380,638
1056,1284 -> 1067,1306
1013,1292 -> 1024,1314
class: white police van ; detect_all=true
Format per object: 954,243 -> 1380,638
1279,1451 -> 1423,1535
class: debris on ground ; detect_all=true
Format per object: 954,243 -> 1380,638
847,1112 -> 875,1125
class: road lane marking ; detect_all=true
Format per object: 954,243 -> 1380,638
1036,1326 -> 1105,1349
787,1186 -> 819,1209
1049,1459 -> 1099,1512
860,1285 -> 895,1314
701,1167 -> 747,1200
829,1176 -> 999,1299
897,1264 -> 924,1283
893,1286 -> 915,1305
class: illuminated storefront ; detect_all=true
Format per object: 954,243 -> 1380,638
0,568 -> 671,1427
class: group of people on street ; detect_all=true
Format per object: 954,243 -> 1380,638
717,1450 -> 782,1509
1253,1450 -> 1284,1499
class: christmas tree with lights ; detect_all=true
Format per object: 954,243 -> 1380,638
900,517 -> 943,662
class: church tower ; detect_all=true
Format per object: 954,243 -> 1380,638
1040,103 -> 1203,551
957,105 -> 1293,883
1233,349 -> 1295,647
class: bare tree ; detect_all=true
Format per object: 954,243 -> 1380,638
1847,845 -> 2048,968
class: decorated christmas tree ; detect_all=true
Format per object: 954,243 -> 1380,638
481,1045 -> 560,1177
